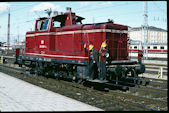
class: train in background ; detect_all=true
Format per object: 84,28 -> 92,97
15,7 -> 146,83
128,40 -> 167,60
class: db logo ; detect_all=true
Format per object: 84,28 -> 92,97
40,40 -> 47,48
41,40 -> 44,44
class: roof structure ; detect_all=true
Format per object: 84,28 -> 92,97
129,26 -> 167,32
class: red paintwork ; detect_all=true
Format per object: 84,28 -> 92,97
15,48 -> 20,56
25,11 -> 129,63
138,50 -> 143,62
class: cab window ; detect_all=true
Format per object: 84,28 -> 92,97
37,19 -> 49,31
52,15 -> 67,28
52,20 -> 64,27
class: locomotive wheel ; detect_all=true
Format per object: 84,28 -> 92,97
72,76 -> 76,83
34,62 -> 43,76
131,69 -> 138,84
75,78 -> 84,84
115,76 -> 119,84
35,66 -> 43,76
19,64 -> 22,67
137,79 -> 142,85
53,72 -> 60,80
44,71 -> 51,78
106,74 -> 112,82
29,68 -> 35,74
121,70 -> 127,78
131,69 -> 138,77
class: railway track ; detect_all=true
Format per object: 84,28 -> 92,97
0,63 -> 167,111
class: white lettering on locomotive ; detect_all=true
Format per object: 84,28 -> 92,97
39,40 -> 47,48
39,45 -> 47,48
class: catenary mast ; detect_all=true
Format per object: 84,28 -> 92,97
7,8 -> 10,54
142,1 -> 148,59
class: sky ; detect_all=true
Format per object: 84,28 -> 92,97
0,1 -> 167,44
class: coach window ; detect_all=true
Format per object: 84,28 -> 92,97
153,46 -> 157,49
148,46 -> 150,49
134,46 -> 137,49
160,46 -> 164,49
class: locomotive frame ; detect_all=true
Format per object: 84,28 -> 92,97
15,8 -> 145,83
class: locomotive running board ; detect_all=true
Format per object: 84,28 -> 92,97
108,60 -> 137,65
107,64 -> 140,68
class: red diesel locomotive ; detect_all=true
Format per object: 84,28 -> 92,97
15,8 -> 145,83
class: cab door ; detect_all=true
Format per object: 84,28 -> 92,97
35,19 -> 51,54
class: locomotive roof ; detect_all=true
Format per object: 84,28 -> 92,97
38,17 -> 48,20
52,14 -> 85,22
52,14 -> 67,22
75,16 -> 85,22
38,13 -> 85,23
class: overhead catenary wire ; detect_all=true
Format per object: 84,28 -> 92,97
153,2 -> 166,13
0,2 -> 132,31
4,2 -> 164,26
4,8 -> 166,29
1,2 -> 165,24
0,1 -> 167,41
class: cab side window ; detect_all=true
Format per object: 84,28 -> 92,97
52,21 -> 61,27
52,19 -> 65,27
37,19 -> 49,31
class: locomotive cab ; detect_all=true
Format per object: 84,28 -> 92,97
35,8 -> 85,30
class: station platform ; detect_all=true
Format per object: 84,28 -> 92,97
130,58 -> 167,65
0,72 -> 103,111
139,73 -> 167,80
